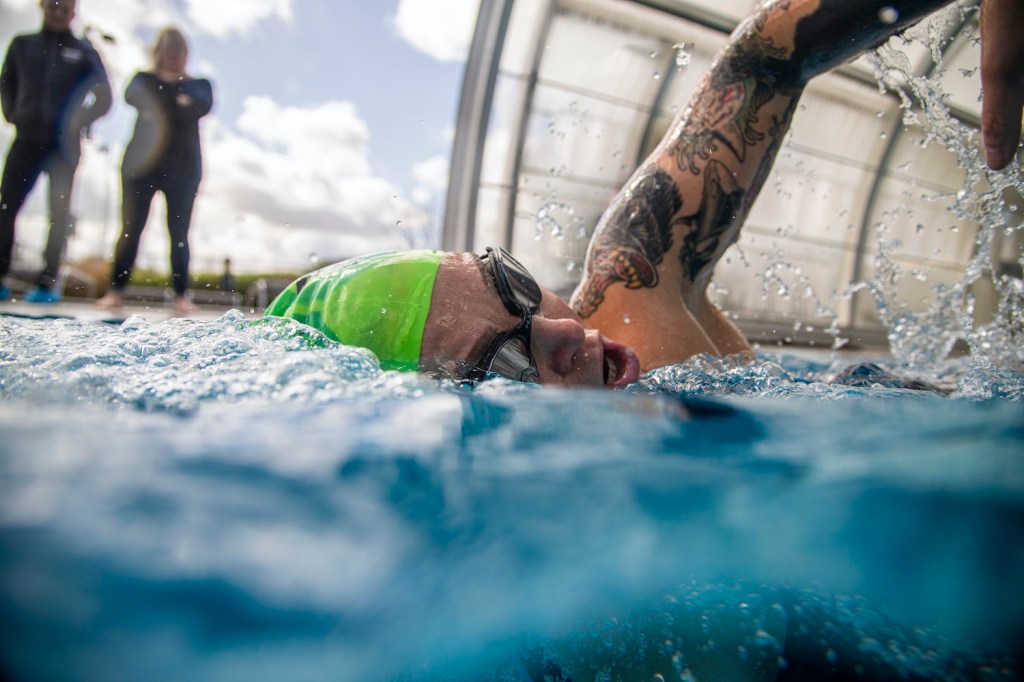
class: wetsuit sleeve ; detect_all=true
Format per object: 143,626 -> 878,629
78,42 -> 112,128
124,72 -> 150,111
0,38 -> 19,123
180,78 -> 213,119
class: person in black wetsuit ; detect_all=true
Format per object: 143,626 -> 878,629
0,0 -> 112,304
96,26 -> 213,316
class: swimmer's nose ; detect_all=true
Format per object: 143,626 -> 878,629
531,315 -> 586,375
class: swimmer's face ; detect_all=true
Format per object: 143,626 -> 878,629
41,0 -> 75,32
420,252 -> 640,388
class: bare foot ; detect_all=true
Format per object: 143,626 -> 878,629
172,295 -> 196,316
96,291 -> 124,309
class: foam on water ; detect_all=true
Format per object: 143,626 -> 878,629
1,310 -> 1022,681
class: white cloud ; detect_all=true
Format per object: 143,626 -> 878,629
392,0 -> 479,63
411,187 -> 433,207
236,96 -> 371,176
186,99 -> 431,269
412,154 -> 449,192
184,0 -> 293,38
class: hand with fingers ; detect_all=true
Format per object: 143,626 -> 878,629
980,0 -> 1024,170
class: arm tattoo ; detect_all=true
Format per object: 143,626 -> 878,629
670,33 -> 799,176
744,100 -> 799,215
665,7 -> 805,285
677,159 -> 744,283
574,167 -> 682,318
576,0 -> 955,315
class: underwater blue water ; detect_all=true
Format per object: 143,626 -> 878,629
0,311 -> 1022,681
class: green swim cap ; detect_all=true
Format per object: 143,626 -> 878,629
266,250 -> 444,371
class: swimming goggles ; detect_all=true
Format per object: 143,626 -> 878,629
462,246 -> 542,383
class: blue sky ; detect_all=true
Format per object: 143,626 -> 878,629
0,0 -> 480,275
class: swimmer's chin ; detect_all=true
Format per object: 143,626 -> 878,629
602,337 -> 640,388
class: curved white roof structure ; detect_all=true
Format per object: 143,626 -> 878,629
443,0 -> 1021,348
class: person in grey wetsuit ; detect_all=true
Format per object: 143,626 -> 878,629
97,26 -> 213,316
0,0 -> 112,304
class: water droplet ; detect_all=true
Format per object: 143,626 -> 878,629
673,42 -> 692,68
623,314 -> 631,324
878,6 -> 899,24
653,71 -> 661,80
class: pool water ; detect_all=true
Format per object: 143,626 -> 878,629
1,311 -> 1022,681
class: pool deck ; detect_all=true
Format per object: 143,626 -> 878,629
0,296 -> 259,324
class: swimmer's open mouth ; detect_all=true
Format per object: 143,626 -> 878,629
602,338 -> 640,388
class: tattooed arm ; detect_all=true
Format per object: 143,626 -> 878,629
571,0 -> 953,368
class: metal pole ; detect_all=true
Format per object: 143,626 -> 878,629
441,0 -> 516,252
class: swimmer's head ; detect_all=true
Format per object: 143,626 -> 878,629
268,249 -> 640,387
266,250 -> 443,371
